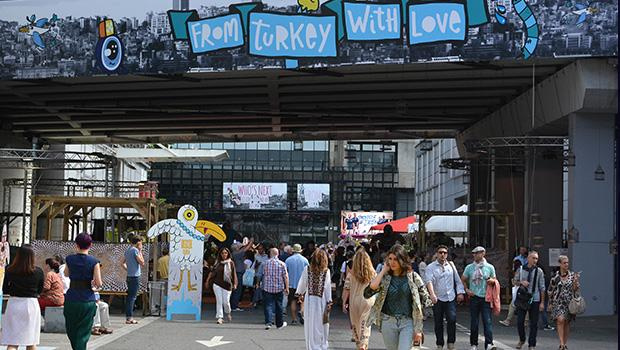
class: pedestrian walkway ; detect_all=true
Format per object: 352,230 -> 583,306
6,306 -> 616,349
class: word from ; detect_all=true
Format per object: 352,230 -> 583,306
249,13 -> 336,57
344,2 -> 401,41
409,3 -> 466,45
187,14 -> 244,53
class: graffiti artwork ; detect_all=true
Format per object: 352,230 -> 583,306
96,19 -> 124,73
18,14 -> 59,49
0,0 -> 616,79
147,205 -> 226,321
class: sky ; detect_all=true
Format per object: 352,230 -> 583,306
0,0 -> 297,22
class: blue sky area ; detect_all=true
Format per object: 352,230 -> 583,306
0,0 -> 297,22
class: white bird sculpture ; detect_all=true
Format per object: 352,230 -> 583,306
147,205 -> 225,292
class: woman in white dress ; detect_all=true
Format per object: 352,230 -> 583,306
296,249 -> 332,350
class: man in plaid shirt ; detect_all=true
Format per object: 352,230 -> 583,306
263,248 -> 289,330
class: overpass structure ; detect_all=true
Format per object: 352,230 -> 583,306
0,57 -> 617,316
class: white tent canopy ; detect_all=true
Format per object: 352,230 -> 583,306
424,204 -> 468,233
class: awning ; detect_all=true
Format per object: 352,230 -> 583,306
425,205 -> 468,232
370,216 -> 416,233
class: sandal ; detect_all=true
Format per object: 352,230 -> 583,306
101,328 -> 113,334
91,328 -> 102,336
125,319 -> 138,324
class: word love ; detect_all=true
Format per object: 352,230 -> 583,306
409,3 -> 466,45
249,13 -> 336,57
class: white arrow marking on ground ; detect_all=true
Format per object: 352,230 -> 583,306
196,336 -> 233,348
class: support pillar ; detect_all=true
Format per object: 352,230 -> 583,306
568,113 -> 616,316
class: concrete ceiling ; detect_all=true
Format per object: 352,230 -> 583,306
0,58 -> 575,144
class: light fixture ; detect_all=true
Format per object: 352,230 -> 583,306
462,171 -> 470,184
568,226 -> 580,243
594,164 -> 605,181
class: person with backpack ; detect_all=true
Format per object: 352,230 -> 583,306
514,251 -> 546,350
425,245 -> 465,350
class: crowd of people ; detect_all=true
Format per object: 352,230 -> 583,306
0,224 -> 585,350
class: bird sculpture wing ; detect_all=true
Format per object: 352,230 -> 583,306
147,218 -> 184,251
32,32 -> 45,48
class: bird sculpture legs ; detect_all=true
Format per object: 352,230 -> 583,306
171,269 -> 197,292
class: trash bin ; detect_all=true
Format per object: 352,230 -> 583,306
149,281 -> 167,316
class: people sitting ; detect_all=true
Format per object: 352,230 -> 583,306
38,257 -> 65,313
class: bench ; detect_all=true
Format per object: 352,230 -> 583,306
44,306 -> 66,333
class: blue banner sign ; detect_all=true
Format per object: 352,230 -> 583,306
187,14 -> 244,53
343,2 -> 402,41
408,2 -> 466,45
248,13 -> 337,58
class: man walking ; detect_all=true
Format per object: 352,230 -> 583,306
425,245 -> 465,350
462,246 -> 497,350
120,236 -> 145,324
262,248 -> 289,330
285,244 -> 309,325
515,251 -> 546,350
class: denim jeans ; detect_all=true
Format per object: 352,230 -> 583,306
263,291 -> 284,327
517,301 -> 540,347
230,271 -> 244,309
469,296 -> 493,347
433,300 -> 457,346
381,314 -> 414,350
126,276 -> 140,319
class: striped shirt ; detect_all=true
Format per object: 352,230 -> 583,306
262,257 -> 288,294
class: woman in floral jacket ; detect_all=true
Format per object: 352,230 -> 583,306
365,244 -> 432,350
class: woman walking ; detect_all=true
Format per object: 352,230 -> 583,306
296,249 -> 332,350
548,255 -> 580,350
1,244 -> 45,350
64,233 -> 102,350
342,249 -> 376,350
207,247 -> 237,324
365,244 -> 431,350
38,257 -> 65,313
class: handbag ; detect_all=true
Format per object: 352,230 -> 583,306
569,289 -> 586,315
242,268 -> 255,288
515,266 -> 538,311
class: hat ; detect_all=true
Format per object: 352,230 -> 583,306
471,246 -> 486,253
292,244 -> 303,253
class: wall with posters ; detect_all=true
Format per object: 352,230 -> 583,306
223,182 -> 288,210
297,184 -> 330,211
341,210 -> 393,237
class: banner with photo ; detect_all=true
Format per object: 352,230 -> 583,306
340,210 -> 393,237
297,183 -> 330,211
223,182 -> 287,210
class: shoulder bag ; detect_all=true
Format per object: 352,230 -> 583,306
568,273 -> 586,315
515,266 -> 538,311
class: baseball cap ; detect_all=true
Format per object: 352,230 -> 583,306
471,246 -> 486,253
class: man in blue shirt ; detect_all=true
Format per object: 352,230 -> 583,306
121,236 -> 144,324
284,244 -> 308,325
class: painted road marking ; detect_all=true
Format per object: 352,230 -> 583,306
197,336 -> 234,347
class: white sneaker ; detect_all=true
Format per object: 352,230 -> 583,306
470,346 -> 478,350
499,319 -> 510,326
277,322 -> 287,329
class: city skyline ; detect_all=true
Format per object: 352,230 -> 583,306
0,0 -> 299,22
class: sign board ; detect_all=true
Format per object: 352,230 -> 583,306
548,248 -> 569,267
0,0 -> 617,79
223,182 -> 287,210
297,183 -> 330,211
340,210 -> 393,236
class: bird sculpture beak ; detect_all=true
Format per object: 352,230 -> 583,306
196,220 -> 227,242
19,26 -> 29,33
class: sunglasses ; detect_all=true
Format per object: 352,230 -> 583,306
437,251 -> 448,254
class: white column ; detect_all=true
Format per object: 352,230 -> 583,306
568,113 -> 616,316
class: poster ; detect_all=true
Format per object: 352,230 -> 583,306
340,210 -> 393,237
548,248 -> 569,267
223,182 -> 287,210
297,183 -> 330,211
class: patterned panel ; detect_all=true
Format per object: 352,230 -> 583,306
31,240 -> 151,293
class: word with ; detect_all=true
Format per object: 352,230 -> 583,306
344,2 -> 401,41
